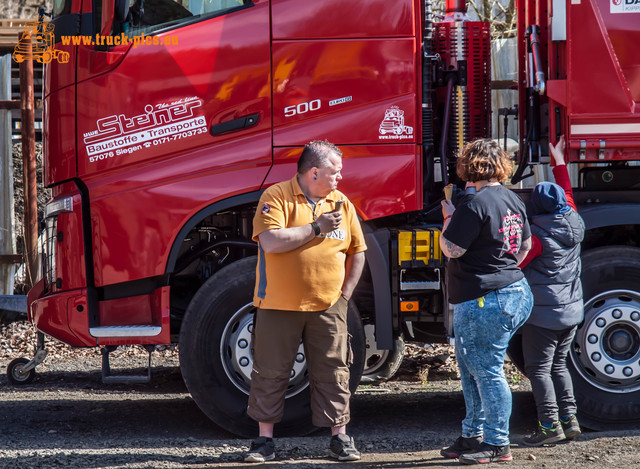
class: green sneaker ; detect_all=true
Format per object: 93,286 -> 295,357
522,421 -> 565,447
560,414 -> 582,440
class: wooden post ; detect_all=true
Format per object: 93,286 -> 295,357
19,32 -> 39,289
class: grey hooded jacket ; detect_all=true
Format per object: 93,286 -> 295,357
522,207 -> 585,330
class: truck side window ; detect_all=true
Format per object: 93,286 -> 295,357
125,0 -> 248,36
53,0 -> 72,17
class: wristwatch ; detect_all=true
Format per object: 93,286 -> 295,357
311,221 -> 321,235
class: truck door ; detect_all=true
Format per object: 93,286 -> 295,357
74,0 -> 272,288
44,0 -> 81,185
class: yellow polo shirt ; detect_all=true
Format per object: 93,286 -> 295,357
253,176 -> 367,311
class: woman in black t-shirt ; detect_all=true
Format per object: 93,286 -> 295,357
438,139 -> 534,465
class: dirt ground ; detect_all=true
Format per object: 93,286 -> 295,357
2,322 -> 640,469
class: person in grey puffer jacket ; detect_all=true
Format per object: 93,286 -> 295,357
520,136 -> 585,447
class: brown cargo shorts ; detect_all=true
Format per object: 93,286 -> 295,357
247,296 -> 351,428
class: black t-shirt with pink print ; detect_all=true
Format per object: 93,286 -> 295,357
443,184 -> 531,304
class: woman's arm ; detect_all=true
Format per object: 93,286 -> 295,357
440,201 -> 468,259
550,136 -> 577,211
440,233 -> 468,258
519,135 -> 574,268
519,235 -> 541,268
515,236 -> 532,266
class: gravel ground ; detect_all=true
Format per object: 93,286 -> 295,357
2,322 -> 640,468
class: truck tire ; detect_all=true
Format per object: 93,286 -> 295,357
569,246 -> 640,429
179,256 -> 365,437
360,325 -> 404,384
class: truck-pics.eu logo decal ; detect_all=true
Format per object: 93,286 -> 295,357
83,97 -> 206,163
12,9 -> 70,64
378,106 -> 414,140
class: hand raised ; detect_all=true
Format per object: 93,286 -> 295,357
441,199 -> 455,219
549,135 -> 566,166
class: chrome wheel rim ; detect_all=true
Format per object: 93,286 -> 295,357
571,290 -> 640,393
219,303 -> 308,397
363,324 -> 391,375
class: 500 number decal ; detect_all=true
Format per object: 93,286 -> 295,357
284,99 -> 322,117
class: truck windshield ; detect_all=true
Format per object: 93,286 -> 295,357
125,0 -> 247,36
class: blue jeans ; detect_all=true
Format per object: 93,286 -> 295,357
453,278 -> 533,446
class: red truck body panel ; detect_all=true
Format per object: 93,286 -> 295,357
74,2 -> 272,286
30,286 -> 101,346
87,141 -> 270,286
43,86 -> 76,184
271,39 -> 418,147
271,0 -> 415,39
30,286 -> 171,347
519,0 -> 640,160
266,145 -> 421,219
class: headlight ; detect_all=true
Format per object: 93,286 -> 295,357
41,196 -> 73,291
42,217 -> 57,290
44,197 -> 73,218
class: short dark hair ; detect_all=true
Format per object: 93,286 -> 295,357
456,138 -> 514,183
297,140 -> 342,174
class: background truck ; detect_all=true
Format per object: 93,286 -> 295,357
15,0 -> 640,437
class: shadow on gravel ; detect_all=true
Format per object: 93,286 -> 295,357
0,364 -> 568,469
350,388 -> 538,437
0,454 -> 283,469
0,395 -> 234,445
0,366 -> 188,394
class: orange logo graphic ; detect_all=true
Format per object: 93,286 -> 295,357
12,8 -> 69,64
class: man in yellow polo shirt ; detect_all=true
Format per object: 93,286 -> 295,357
245,140 -> 366,463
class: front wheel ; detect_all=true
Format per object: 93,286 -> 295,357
569,246 -> 640,429
360,325 -> 404,384
179,256 -> 364,437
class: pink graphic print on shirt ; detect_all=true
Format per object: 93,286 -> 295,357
498,209 -> 524,254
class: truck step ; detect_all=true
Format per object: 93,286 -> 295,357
89,325 -> 162,337
101,345 -> 154,384
399,268 -> 441,291
400,280 -> 440,290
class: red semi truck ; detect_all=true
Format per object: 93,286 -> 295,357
10,0 -> 640,436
